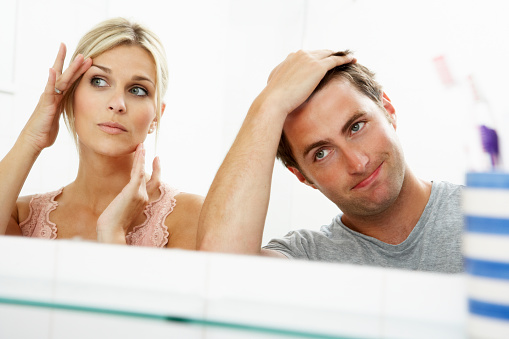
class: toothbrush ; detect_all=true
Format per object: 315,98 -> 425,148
468,75 -> 500,170
479,125 -> 500,169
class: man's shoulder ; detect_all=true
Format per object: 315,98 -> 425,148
434,180 -> 464,190
294,214 -> 343,237
423,180 -> 464,234
431,180 -> 463,203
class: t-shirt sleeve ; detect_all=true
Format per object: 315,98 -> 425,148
263,230 -> 313,259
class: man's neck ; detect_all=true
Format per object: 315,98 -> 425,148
341,170 -> 432,245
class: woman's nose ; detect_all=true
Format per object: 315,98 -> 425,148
108,91 -> 126,114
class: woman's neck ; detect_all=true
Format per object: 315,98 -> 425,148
68,148 -> 135,214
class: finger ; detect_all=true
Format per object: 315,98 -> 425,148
329,50 -> 356,61
130,143 -> 142,177
68,57 -> 93,85
267,49 -> 337,84
306,49 -> 354,61
308,49 -> 335,59
130,144 -> 146,183
44,68 -> 57,95
147,156 -> 161,187
55,54 -> 85,92
322,53 -> 356,70
52,43 -> 67,75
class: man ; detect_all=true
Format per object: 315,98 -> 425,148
197,50 -> 463,273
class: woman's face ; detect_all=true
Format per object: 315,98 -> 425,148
73,44 -> 158,157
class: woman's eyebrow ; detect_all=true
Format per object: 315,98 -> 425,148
132,75 -> 155,86
91,64 -> 110,73
90,64 -> 155,86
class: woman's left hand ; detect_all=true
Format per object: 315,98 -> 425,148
96,144 -> 161,244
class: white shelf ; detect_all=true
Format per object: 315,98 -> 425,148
0,236 -> 467,339
0,82 -> 15,95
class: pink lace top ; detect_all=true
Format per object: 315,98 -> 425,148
18,183 -> 179,247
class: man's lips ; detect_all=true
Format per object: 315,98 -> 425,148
352,162 -> 383,190
98,122 -> 127,134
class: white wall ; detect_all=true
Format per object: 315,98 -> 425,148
1,0 -> 509,245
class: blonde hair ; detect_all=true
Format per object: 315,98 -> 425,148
62,17 -> 168,144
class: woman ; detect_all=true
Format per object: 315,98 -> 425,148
0,18 -> 203,248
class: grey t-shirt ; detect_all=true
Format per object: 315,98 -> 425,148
264,181 -> 464,273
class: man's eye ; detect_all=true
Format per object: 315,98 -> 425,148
315,149 -> 330,161
351,121 -> 365,134
91,78 -> 107,87
130,87 -> 148,96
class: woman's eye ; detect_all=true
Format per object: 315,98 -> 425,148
351,121 -> 365,134
91,77 -> 107,87
130,87 -> 148,96
315,149 -> 331,161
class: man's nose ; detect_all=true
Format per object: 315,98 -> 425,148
343,147 -> 369,174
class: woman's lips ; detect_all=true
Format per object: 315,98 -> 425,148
353,162 -> 383,190
98,122 -> 127,135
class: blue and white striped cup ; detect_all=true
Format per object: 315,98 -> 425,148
462,172 -> 509,338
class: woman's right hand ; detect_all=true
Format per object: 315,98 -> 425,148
20,43 -> 92,154
96,144 -> 162,245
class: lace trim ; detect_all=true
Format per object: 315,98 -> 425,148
19,184 -> 178,247
19,188 -> 62,239
126,183 -> 179,247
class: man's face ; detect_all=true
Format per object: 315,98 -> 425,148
283,78 -> 406,217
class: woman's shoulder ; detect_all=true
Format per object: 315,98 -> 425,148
7,192 -> 52,236
13,195 -> 35,227
17,194 -> 35,208
169,191 -> 204,224
175,192 -> 205,210
155,182 -> 203,214
164,189 -> 204,249
16,188 -> 63,224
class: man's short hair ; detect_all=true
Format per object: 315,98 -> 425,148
276,51 -> 384,170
